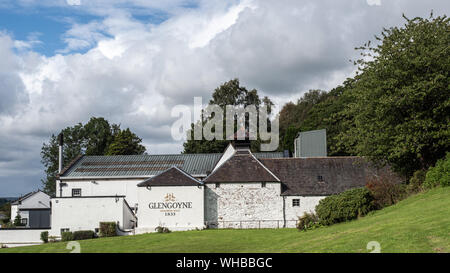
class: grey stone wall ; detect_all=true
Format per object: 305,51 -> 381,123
205,182 -> 284,228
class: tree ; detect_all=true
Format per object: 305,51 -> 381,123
106,128 -> 146,155
13,213 -> 23,226
183,79 -> 274,153
41,118 -> 146,196
338,14 -> 449,176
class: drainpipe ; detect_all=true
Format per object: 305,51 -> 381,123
282,196 -> 286,228
58,133 -> 63,197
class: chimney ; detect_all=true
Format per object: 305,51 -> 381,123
58,133 -> 64,173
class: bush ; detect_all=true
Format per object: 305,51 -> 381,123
48,236 -> 58,243
316,187 -> 375,226
73,230 -> 95,240
424,153 -> 450,189
61,231 -> 73,242
297,212 -> 320,231
155,226 -> 171,233
99,222 -> 117,237
366,176 -> 407,209
407,170 -> 426,193
40,231 -> 49,243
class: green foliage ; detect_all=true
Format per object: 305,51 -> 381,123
366,175 -> 407,209
99,222 -> 117,237
155,226 -> 171,233
316,187 -> 375,226
41,117 -> 146,196
408,169 -> 427,193
106,128 -> 146,155
337,14 -> 450,177
183,79 -> 274,153
72,230 -> 96,240
61,232 -> 73,242
40,231 -> 49,243
0,202 -> 11,222
296,212 -> 320,231
424,153 -> 450,189
13,214 -> 24,227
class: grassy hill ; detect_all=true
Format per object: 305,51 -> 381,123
1,187 -> 449,253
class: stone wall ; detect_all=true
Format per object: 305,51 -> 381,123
283,196 -> 325,228
205,182 -> 284,228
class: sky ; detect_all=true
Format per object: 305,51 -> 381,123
0,0 -> 448,196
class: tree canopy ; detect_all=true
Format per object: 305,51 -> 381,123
41,117 -> 146,196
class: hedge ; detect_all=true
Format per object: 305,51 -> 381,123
72,230 -> 96,240
99,222 -> 117,237
316,187 -> 375,226
61,231 -> 73,242
424,153 -> 450,189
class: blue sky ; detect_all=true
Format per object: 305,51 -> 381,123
0,0 -> 448,196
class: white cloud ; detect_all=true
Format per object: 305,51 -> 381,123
0,0 -> 449,195
367,0 -> 381,6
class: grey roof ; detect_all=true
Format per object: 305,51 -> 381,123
137,166 -> 201,187
11,190 -> 42,205
60,152 -> 284,178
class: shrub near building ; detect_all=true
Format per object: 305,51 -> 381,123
315,187 -> 375,226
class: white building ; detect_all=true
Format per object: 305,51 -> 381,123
46,140 -> 387,237
10,190 -> 51,228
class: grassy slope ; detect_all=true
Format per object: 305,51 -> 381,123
2,187 -> 449,253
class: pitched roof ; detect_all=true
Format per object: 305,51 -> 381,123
60,152 -> 284,178
11,190 -> 45,205
137,166 -> 201,187
260,157 -> 378,196
204,149 -> 280,183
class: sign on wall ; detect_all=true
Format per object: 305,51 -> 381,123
149,193 -> 193,216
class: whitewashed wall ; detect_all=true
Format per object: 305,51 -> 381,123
283,196 -> 326,228
0,228 -> 50,247
50,196 -> 135,236
205,182 -> 284,228
58,178 -> 147,207
136,185 -> 204,233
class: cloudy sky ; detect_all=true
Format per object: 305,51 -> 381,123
0,0 -> 448,196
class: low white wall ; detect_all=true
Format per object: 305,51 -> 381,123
284,196 -> 326,228
0,228 -> 49,246
51,196 -> 134,236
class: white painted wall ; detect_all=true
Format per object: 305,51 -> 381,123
284,196 -> 326,228
205,182 -> 284,228
0,229 -> 50,247
58,178 -> 147,207
136,185 -> 204,233
50,197 -> 136,236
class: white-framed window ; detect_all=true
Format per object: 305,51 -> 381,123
72,188 -> 82,197
292,199 -> 300,207
60,228 -> 70,234
215,183 -> 220,188
21,218 -> 28,225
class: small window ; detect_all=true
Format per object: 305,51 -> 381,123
215,183 -> 220,188
292,199 -> 300,207
95,228 -> 99,234
262,182 -> 266,188
21,218 -> 28,225
60,228 -> 70,234
72,188 -> 82,197
317,175 -> 323,182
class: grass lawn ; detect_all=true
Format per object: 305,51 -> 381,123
1,187 -> 449,253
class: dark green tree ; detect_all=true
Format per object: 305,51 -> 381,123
338,14 -> 450,176
183,79 -> 274,153
106,128 -> 146,155
41,118 -> 146,196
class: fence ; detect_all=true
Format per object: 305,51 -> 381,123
0,228 -> 50,247
205,220 -> 299,229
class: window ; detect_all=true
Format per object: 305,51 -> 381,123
317,175 -> 323,182
21,218 -> 28,225
262,182 -> 266,188
292,199 -> 300,207
215,183 -> 220,188
72,188 -> 82,197
60,228 -> 70,234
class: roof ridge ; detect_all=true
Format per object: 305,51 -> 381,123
57,154 -> 84,178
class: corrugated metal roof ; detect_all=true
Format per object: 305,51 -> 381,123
61,152 -> 285,178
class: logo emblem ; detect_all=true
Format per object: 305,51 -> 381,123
164,193 -> 176,202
